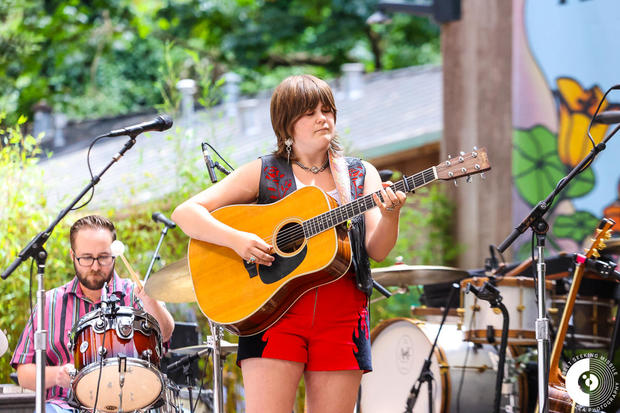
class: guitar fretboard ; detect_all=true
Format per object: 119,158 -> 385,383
302,167 -> 437,238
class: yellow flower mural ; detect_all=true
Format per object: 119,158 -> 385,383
556,77 -> 609,167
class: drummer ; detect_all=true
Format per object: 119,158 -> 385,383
10,215 -> 175,413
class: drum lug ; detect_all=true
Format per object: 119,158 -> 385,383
98,346 -> 107,357
94,319 -> 106,333
142,349 -> 153,362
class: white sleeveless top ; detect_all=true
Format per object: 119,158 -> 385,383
294,176 -> 341,205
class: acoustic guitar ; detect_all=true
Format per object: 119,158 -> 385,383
545,218 -> 614,412
188,148 -> 491,335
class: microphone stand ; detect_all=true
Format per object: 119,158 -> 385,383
404,283 -> 459,413
144,223 -> 172,283
1,134 -> 142,413
465,281 -> 509,413
496,88 -> 620,412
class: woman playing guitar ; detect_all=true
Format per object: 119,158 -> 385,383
172,74 -> 407,413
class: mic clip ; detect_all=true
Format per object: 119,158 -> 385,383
466,281 -> 503,308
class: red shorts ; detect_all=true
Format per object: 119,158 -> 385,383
236,273 -> 372,371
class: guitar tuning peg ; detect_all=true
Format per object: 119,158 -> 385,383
592,250 -> 600,258
480,172 -> 486,180
459,151 -> 466,156
466,175 -> 472,183
453,179 -> 458,187
473,146 -> 478,151
448,154 -> 452,159
599,240 -> 607,250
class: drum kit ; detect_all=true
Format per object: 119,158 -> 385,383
59,255 -> 237,413
55,240 -> 619,413
360,243 -> 620,413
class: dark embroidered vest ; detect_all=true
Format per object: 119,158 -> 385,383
258,154 -> 373,296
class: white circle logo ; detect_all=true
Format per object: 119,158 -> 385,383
564,354 -> 618,410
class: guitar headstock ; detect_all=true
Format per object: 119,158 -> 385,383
583,218 -> 615,259
436,147 -> 491,183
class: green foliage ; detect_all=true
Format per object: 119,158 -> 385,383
1,0 -> 440,120
0,113 -> 73,380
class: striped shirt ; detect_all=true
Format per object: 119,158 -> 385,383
11,272 -> 142,409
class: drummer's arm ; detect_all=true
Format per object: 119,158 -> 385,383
16,363 -> 73,390
136,288 -> 175,342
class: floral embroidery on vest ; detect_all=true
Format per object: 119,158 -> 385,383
349,164 -> 365,199
264,165 -> 293,200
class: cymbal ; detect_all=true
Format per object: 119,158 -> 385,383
144,257 -> 196,303
602,238 -> 620,255
371,264 -> 468,286
0,328 -> 7,358
170,338 -> 238,356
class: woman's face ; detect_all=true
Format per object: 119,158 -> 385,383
291,103 -> 335,154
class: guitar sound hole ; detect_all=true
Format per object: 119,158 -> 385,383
275,222 -> 305,254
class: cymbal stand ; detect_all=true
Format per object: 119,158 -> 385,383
208,320 -> 225,413
404,283 -> 459,413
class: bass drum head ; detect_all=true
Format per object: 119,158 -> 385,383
360,318 -> 444,413
360,318 -> 520,413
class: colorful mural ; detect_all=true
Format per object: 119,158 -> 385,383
512,0 -> 620,258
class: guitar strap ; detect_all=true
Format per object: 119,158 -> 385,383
328,150 -> 352,206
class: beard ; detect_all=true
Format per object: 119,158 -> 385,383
74,262 -> 114,291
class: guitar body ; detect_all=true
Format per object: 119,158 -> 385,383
188,186 -> 352,336
548,384 -> 576,413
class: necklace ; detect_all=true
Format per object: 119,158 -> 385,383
294,159 -> 329,174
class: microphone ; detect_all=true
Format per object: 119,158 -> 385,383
202,142 -> 218,184
103,115 -> 173,137
151,212 -> 176,229
593,111 -> 620,124
576,254 -> 620,280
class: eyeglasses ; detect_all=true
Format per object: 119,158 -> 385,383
73,252 -> 115,267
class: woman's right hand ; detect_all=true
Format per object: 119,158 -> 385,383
231,231 -> 275,266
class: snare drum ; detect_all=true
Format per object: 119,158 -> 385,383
70,306 -> 164,412
549,295 -> 615,348
359,318 -> 523,412
460,276 -> 553,345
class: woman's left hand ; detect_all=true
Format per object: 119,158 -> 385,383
372,181 -> 407,216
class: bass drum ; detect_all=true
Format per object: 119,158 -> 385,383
359,318 -> 524,413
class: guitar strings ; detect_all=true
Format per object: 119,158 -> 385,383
258,178 -> 413,248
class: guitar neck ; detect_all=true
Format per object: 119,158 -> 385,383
548,265 -> 585,385
303,166 -> 437,237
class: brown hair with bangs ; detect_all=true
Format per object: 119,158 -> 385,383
270,74 -> 342,161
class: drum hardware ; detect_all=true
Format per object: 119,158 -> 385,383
459,276 -> 553,345
465,280 -> 508,413
370,286 -> 408,305
371,265 -> 469,287
166,346 -> 212,413
404,283 -> 459,413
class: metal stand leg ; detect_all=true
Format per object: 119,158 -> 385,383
535,233 -> 550,413
209,320 -> 225,413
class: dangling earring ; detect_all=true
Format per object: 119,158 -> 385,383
285,138 -> 293,163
